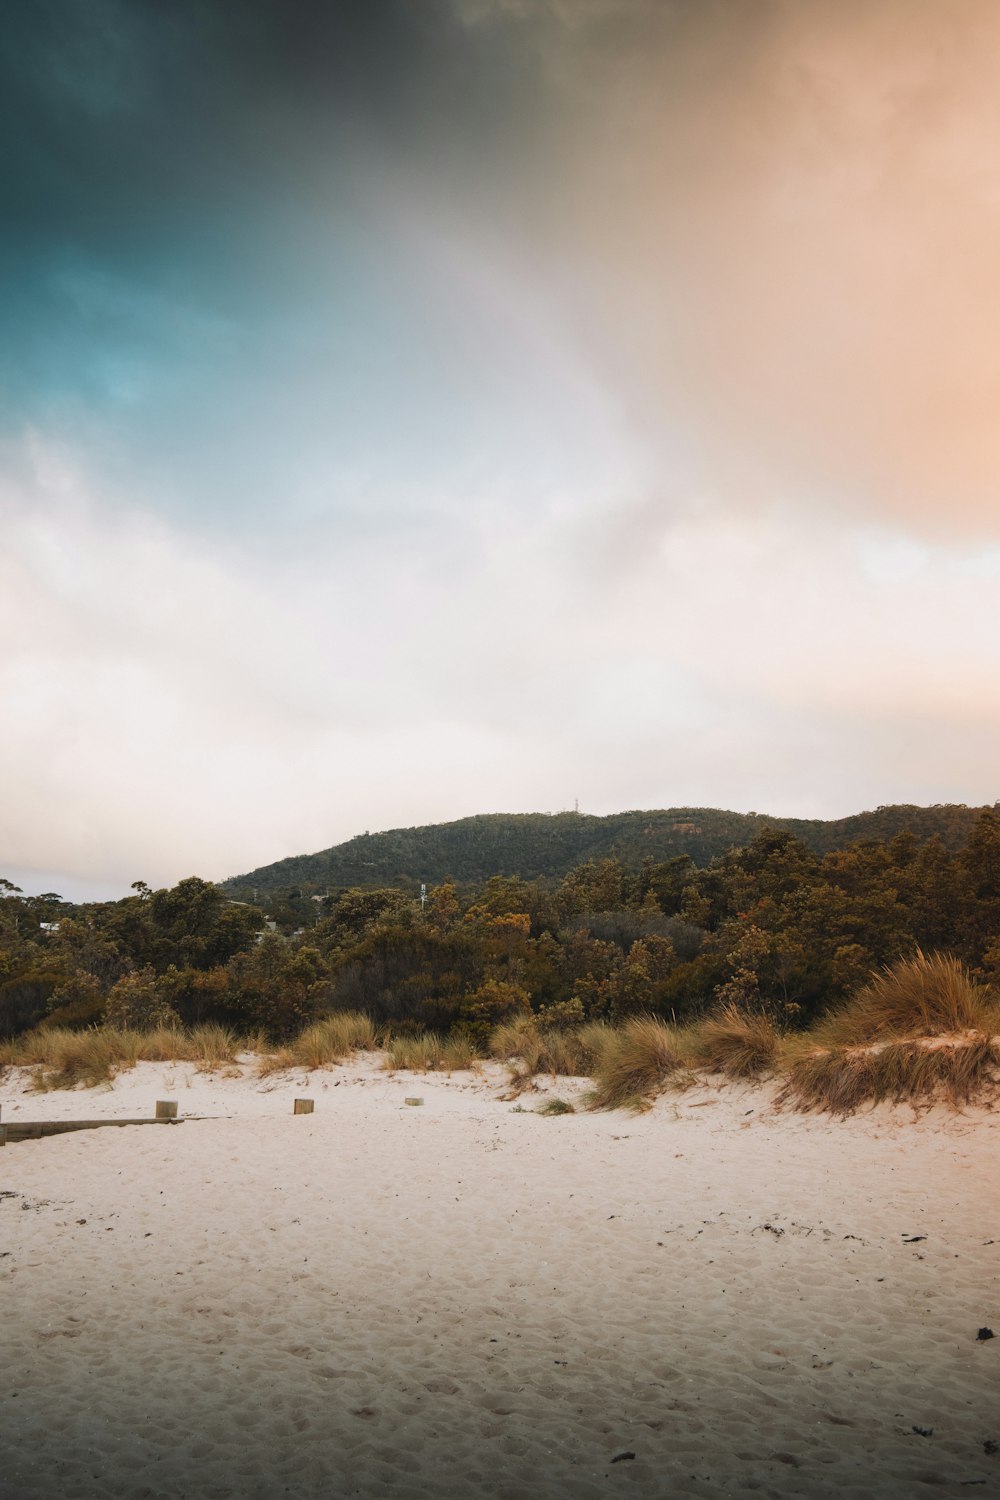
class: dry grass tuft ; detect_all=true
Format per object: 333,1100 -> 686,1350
256,1012 -> 377,1075
381,1032 -> 445,1072
256,1046 -> 296,1077
291,1012 -> 377,1070
380,1031 -> 482,1074
586,1016 -> 686,1111
439,1033 -> 481,1072
6,1022 -> 249,1088
25,1028 -> 144,1090
690,1004 -> 781,1078
237,1029 -> 270,1060
187,1024 -> 240,1069
573,1021 -> 620,1073
490,1016 -> 543,1069
778,950 -> 1000,1113
779,1033 -> 1000,1115
135,1026 -> 187,1062
536,1097 -> 575,1115
824,950 -> 997,1046
490,1015 -> 596,1094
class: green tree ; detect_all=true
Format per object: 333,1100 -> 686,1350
104,967 -> 179,1029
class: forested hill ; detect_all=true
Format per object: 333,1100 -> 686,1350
221,804 -> 996,900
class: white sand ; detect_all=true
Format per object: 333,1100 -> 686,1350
1,1058 -> 998,1499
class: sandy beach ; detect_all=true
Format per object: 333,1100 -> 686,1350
1,1059 -> 998,1499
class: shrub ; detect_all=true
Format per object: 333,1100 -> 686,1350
459,978 -> 532,1044
0,970 -> 64,1039
535,996 -> 586,1030
43,973 -> 105,1029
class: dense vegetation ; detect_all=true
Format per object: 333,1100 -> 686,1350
220,803 -> 996,903
5,807 -> 1000,1052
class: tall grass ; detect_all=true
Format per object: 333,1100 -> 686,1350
380,1031 -> 482,1073
490,1017 -> 579,1074
291,1012 -> 376,1068
690,1004 -> 781,1078
779,1034 -> 1000,1115
257,1011 -> 377,1075
586,1016 -> 687,1112
187,1024 -> 241,1067
771,950 -> 1000,1113
22,1028 -> 146,1090
489,1015 -> 604,1094
822,950 -> 998,1045
3,1022 -> 245,1090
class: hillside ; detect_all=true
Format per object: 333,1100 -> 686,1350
220,803 -> 995,901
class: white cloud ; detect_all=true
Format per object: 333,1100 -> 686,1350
4,432 -> 1000,895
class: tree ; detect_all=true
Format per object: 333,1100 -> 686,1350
963,809 -> 1000,899
425,880 -> 460,932
459,977 -> 531,1041
103,968 -> 179,1029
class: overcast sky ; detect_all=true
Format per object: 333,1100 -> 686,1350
4,0 -> 1000,901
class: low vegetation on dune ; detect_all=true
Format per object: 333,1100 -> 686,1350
778,952 -> 1000,1113
2,951 -> 998,1112
779,1035 -> 1000,1114
688,1003 -> 781,1079
489,1013 -> 603,1095
380,1030 -> 480,1074
819,950 -> 999,1046
536,1097 -> 575,1115
585,1016 -> 688,1111
0,1023 -> 243,1090
257,1011 -> 377,1076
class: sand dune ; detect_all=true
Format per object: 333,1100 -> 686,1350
1,1059 -> 998,1498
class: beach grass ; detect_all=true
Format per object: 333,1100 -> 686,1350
819,950 -> 998,1045
380,1030 -> 482,1074
5,949 -> 1000,1112
3,1022 -> 248,1090
689,1003 -> 781,1078
773,950 -> 1000,1113
585,1016 -> 687,1112
256,1011 -> 378,1075
779,1033 -> 1000,1114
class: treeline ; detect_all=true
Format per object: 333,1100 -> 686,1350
5,811 -> 1000,1044
221,803 -> 997,901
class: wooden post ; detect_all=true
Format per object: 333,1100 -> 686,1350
155,1101 -> 178,1120
293,1098 -> 314,1115
0,1125 -> 6,1148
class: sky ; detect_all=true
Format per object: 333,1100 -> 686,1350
4,0 -> 1000,902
